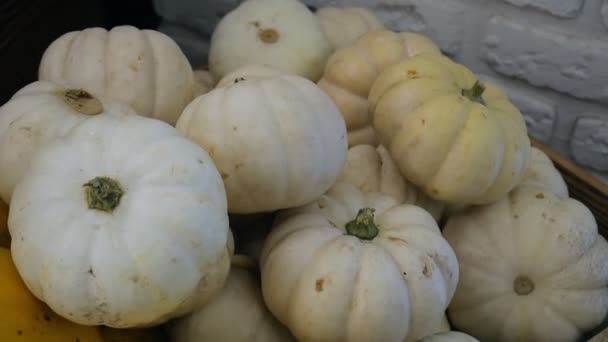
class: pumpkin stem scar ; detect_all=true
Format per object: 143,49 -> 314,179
83,177 -> 124,212
345,208 -> 379,240
461,81 -> 486,105
258,28 -> 280,44
62,89 -> 103,115
513,275 -> 535,295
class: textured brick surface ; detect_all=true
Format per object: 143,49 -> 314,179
482,16 -> 608,105
371,0 -> 466,55
570,117 -> 608,171
602,0 -> 608,29
502,0 -> 585,18
478,74 -> 556,142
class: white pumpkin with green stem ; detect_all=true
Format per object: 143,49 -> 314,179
337,144 -> 445,221
0,80 -> 134,204
38,25 -> 194,125
368,54 -> 531,206
316,6 -> 385,50
8,112 -> 232,328
260,182 -> 459,342
208,0 -> 332,82
443,187 -> 608,341
170,258 -> 294,342
318,29 -> 441,147
176,67 -> 347,214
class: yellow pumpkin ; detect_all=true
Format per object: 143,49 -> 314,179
0,201 -> 8,248
368,54 -> 531,206
318,29 -> 441,147
0,247 -> 102,342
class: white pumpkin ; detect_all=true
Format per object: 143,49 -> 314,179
317,30 -> 441,146
368,54 -> 531,206
38,25 -> 194,125
176,67 -> 348,214
208,0 -> 333,82
260,182 -> 459,342
316,6 -> 385,50
8,112 -> 232,328
516,146 -> 568,198
192,68 -> 216,97
443,187 -> 608,342
337,144 -> 445,221
215,64 -> 288,88
0,80 -> 135,204
417,331 -> 480,342
170,266 -> 294,342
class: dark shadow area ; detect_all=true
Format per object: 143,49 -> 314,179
0,0 -> 159,104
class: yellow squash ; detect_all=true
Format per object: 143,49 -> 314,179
0,247 -> 102,342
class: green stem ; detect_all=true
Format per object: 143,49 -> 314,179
345,208 -> 379,240
83,177 -> 124,212
461,81 -> 486,105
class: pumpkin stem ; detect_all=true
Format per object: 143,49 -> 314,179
513,275 -> 535,295
461,81 -> 486,105
62,89 -> 103,115
231,254 -> 258,270
83,177 -> 124,212
345,208 -> 379,240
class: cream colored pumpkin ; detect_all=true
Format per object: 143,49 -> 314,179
208,0 -> 332,82
516,146 -> 568,198
8,112 -> 232,328
260,182 -> 459,342
215,64 -> 287,88
176,68 -> 347,214
38,25 -> 194,125
192,69 -> 216,97
318,29 -> 441,147
368,54 -> 531,206
316,6 -> 385,50
443,187 -> 608,342
170,266 -> 294,342
337,144 -> 445,221
0,80 -> 135,204
417,331 -> 480,342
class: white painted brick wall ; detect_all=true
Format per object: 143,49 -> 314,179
153,0 -> 608,183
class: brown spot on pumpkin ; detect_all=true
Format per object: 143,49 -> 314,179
130,275 -> 139,283
233,126 -> 238,131
422,264 -> 431,277
258,28 -> 280,44
235,163 -> 244,170
513,214 -> 519,219
88,268 -> 95,277
221,172 -> 230,180
542,213 -> 547,218
407,69 -> 418,78
536,193 -> 545,199
431,189 -> 439,196
421,119 -> 426,125
250,21 -> 261,28
43,314 -> 51,322
17,330 -> 23,335
388,236 -> 408,244
315,278 -> 324,292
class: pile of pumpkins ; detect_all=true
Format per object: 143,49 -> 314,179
1,0 -> 607,341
